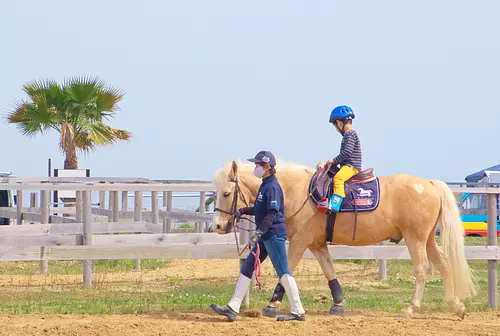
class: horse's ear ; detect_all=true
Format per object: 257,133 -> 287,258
316,161 -> 325,169
229,160 -> 238,180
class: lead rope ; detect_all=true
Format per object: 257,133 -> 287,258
232,217 -> 262,289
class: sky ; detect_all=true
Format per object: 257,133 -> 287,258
1,0 -> 499,183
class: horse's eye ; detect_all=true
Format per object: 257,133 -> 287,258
223,192 -> 231,197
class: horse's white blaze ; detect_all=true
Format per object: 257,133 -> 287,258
413,183 -> 424,194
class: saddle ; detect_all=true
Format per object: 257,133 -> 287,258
346,168 -> 375,184
309,164 -> 381,245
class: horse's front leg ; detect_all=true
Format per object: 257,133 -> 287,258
309,244 -> 345,316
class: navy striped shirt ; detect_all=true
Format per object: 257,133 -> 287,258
333,129 -> 362,172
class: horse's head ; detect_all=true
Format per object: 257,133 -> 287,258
212,160 -> 260,234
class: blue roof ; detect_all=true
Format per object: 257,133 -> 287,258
465,164 -> 500,182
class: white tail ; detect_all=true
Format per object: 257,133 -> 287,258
431,179 -> 477,300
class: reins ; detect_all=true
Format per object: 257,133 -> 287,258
213,166 -> 328,289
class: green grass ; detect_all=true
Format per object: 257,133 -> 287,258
0,236 -> 497,315
0,262 -> 495,315
0,259 -> 171,276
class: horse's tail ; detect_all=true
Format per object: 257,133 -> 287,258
430,179 -> 478,300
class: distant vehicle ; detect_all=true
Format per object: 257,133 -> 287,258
437,167 -> 500,237
460,192 -> 500,237
460,167 -> 500,237
0,172 -> 15,225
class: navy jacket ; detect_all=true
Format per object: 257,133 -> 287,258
240,174 -> 287,240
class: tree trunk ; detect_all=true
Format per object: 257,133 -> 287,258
61,149 -> 78,217
64,150 -> 78,170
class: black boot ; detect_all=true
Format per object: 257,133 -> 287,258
277,312 -> 306,322
210,304 -> 238,322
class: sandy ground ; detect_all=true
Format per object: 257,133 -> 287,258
0,259 -> 498,335
0,311 -> 499,336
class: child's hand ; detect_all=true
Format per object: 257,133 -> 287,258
326,159 -> 334,166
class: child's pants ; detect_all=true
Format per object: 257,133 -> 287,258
333,165 -> 359,198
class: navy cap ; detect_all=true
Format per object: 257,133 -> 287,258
247,150 -> 276,167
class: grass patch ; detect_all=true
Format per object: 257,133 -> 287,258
0,258 -> 496,315
0,259 -> 170,276
0,236 -> 497,315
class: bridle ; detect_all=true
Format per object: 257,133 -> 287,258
214,176 -> 252,234
213,169 -> 326,233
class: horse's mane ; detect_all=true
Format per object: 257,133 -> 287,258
212,157 -> 316,186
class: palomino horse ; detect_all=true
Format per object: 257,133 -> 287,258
211,159 -> 477,319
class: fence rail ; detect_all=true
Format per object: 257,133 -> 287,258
0,178 -> 497,309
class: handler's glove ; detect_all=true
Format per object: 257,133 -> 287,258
249,230 -> 263,248
232,209 -> 242,222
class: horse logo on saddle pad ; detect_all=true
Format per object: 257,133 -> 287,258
308,166 -> 381,213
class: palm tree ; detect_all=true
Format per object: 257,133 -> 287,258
6,76 -> 132,170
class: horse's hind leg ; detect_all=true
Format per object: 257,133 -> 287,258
426,233 -> 466,319
398,236 -> 429,318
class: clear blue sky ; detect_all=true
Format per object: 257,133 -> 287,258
1,0 -> 499,182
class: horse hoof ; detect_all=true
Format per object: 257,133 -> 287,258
328,304 -> 344,316
262,305 -> 277,318
455,303 -> 466,320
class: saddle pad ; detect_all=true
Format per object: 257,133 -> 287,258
340,177 -> 380,212
308,169 -> 381,212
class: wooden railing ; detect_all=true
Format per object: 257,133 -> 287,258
0,178 -> 497,308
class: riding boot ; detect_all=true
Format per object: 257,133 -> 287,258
211,273 -> 251,321
328,194 -> 344,212
277,274 -> 306,321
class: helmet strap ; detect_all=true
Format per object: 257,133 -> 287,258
335,121 -> 346,136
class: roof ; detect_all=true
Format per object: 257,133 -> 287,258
0,172 -> 12,177
465,164 -> 500,182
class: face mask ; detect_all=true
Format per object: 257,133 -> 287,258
254,166 -> 266,178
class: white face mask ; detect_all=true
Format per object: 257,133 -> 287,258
254,166 -> 266,178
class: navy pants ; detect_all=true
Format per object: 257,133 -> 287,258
240,233 -> 291,279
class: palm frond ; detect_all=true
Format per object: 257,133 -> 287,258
112,128 -> 132,141
74,131 -> 96,153
95,89 -> 125,119
22,78 -> 57,99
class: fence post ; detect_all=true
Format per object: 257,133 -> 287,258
121,191 -> 128,211
108,189 -> 114,222
378,240 -> 388,280
152,191 -> 159,224
40,190 -> 49,274
163,191 -> 173,233
76,191 -> 83,222
40,190 -> 50,271
99,190 -> 106,209
134,191 -> 142,271
16,190 -> 23,225
112,191 -> 119,222
487,193 -> 498,308
197,191 -> 205,233
82,190 -> 93,288
29,192 -> 38,224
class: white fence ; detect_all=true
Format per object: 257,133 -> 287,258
0,178 -> 497,309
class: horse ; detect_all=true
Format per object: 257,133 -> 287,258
211,158 -> 477,319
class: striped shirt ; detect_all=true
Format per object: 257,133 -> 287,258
332,129 -> 362,172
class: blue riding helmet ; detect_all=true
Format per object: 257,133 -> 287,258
329,105 -> 355,123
